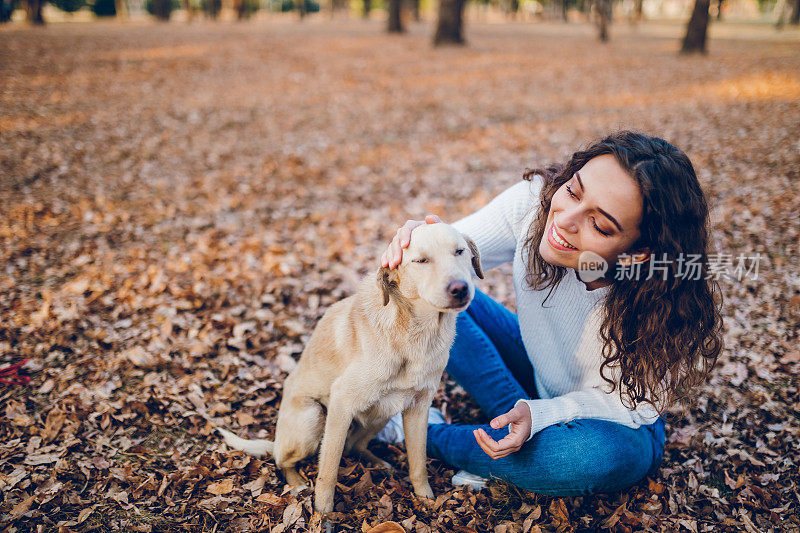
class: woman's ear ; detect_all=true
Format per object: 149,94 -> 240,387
463,235 -> 484,279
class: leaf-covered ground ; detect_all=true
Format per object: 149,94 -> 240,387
1,14 -> 798,533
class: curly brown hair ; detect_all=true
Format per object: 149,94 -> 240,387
521,131 -> 724,414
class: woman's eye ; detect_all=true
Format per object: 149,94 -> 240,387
413,258 -> 429,263
593,220 -> 611,236
455,249 -> 464,256
566,184 -> 578,199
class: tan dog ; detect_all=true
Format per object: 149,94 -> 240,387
216,223 -> 483,513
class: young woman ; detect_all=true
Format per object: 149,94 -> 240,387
377,131 -> 724,496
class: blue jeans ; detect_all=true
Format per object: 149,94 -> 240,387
426,289 -> 666,496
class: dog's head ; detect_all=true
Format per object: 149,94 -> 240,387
378,223 -> 483,312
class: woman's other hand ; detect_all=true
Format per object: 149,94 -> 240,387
473,403 -> 532,460
380,214 -> 443,269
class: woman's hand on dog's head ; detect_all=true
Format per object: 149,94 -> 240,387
473,403 -> 532,460
381,214 -> 443,269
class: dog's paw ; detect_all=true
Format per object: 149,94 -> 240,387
314,487 -> 335,514
413,482 -> 434,500
313,498 -> 334,515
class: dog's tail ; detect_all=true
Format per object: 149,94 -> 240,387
216,427 -> 274,457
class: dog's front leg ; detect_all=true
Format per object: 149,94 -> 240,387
314,391 -> 354,514
402,398 -> 435,500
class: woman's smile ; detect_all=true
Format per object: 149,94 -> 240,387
547,222 -> 579,251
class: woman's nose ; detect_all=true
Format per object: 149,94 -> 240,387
555,209 -> 581,233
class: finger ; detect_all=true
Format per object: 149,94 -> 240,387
490,414 -> 510,429
381,250 -> 389,268
425,214 -> 442,224
389,237 -> 403,268
487,432 -> 521,454
493,432 -> 524,451
482,427 -> 523,455
473,430 -> 500,459
476,431 -> 509,460
401,220 -> 426,246
398,226 -> 412,248
475,428 -> 503,453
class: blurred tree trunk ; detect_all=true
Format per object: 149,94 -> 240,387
152,0 -> 171,19
234,0 -> 249,19
205,0 -> 221,19
387,0 -> 403,31
180,0 -> 193,21
791,0 -> 799,24
297,0 -> 306,18
115,0 -> 129,19
411,0 -> 419,21
715,0 -> 723,19
329,0 -> 346,17
508,0 -> 518,19
26,0 -> 45,24
433,0 -> 465,45
633,0 -> 643,22
362,0 -> 370,18
562,0 -> 569,21
681,0 -> 709,54
596,0 -> 610,41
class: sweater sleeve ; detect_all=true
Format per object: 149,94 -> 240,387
451,178 -> 542,271
514,390 -> 662,440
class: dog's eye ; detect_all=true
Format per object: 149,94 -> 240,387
455,249 -> 465,256
412,258 -> 429,263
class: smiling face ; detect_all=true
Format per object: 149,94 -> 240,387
538,154 -> 647,282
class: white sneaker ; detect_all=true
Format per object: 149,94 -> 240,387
374,407 -> 446,444
451,470 -> 488,490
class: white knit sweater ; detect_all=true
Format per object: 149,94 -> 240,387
451,176 -> 661,440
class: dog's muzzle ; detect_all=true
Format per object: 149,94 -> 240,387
447,280 -> 470,306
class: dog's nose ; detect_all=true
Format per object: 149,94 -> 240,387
448,281 -> 469,301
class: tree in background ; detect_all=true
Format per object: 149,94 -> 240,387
632,0 -> 643,23
410,0 -> 419,21
506,0 -> 519,19
25,0 -> 44,23
0,0 -> 16,22
202,0 -> 221,18
330,0 -> 346,17
180,0 -> 194,21
148,0 -> 174,19
92,0 -> 118,15
51,0 -> 84,13
434,0 -> 465,45
362,0 -> 369,18
681,0 -> 710,53
387,0 -> 403,32
114,0 -> 126,18
596,0 -> 611,41
233,0 -> 258,18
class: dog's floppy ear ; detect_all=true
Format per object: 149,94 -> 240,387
464,235 -> 484,279
377,266 -> 401,306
